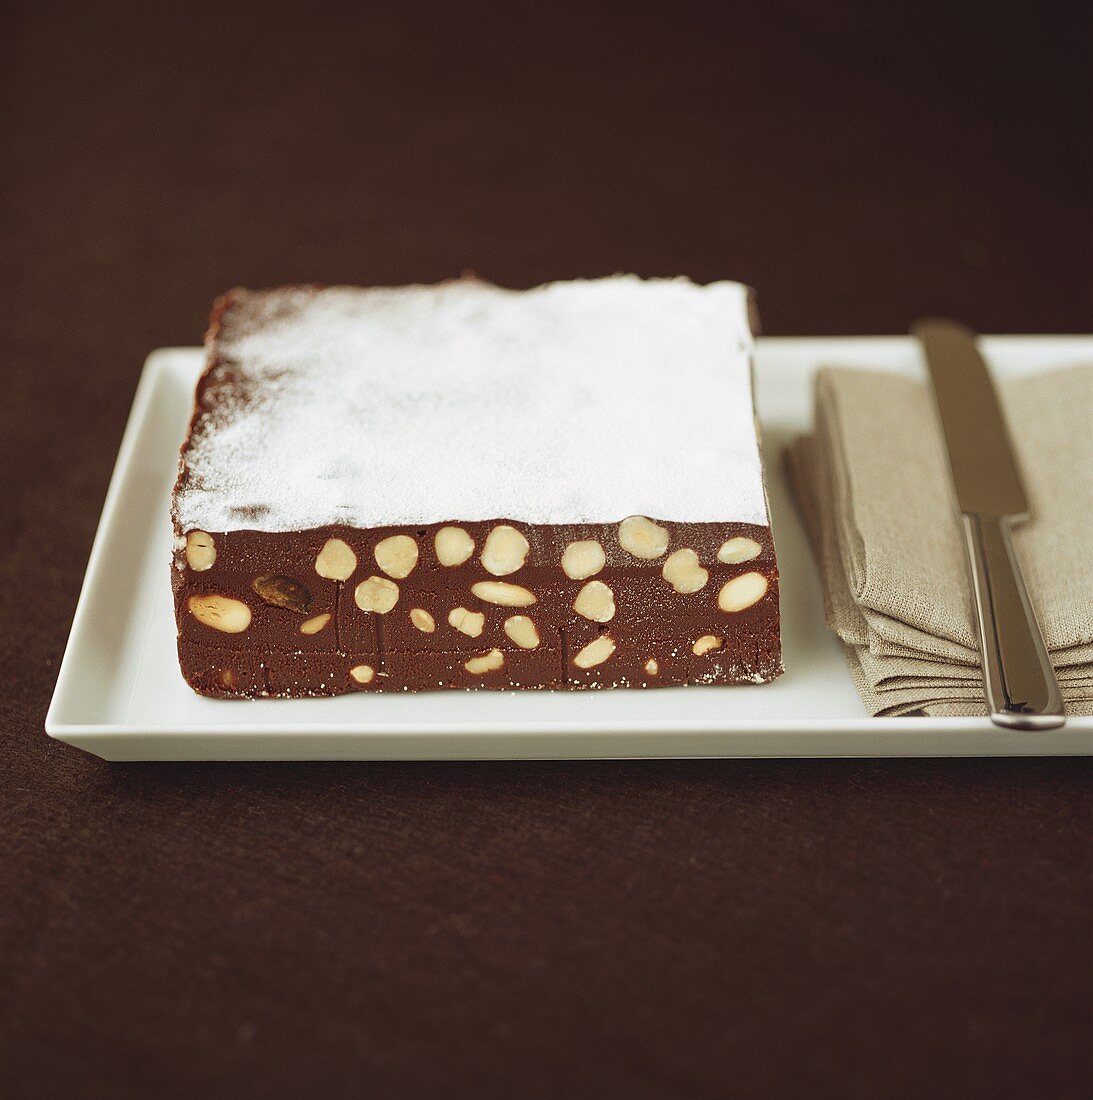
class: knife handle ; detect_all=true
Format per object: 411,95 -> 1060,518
961,513 -> 1065,730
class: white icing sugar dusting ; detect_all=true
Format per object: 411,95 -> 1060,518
174,277 -> 769,532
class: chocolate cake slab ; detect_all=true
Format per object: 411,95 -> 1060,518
171,277 -> 782,696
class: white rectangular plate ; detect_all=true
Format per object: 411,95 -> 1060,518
46,337 -> 1093,760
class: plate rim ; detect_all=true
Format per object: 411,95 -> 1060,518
45,337 -> 1093,758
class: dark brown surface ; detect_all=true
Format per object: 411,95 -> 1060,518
2,2 -> 1091,1097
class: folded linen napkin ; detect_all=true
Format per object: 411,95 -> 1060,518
785,362 -> 1093,717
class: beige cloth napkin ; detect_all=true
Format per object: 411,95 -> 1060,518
785,362 -> 1093,717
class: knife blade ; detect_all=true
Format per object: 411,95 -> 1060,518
913,318 -> 1064,730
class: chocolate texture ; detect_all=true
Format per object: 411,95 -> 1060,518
173,520 -> 782,696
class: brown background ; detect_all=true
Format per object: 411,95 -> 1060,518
2,2 -> 1091,1097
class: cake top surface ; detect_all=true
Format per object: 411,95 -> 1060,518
173,276 -> 769,532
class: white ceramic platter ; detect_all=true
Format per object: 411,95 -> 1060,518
46,337 -> 1093,760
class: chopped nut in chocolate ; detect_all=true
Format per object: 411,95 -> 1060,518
251,574 -> 312,613
315,537 -> 357,581
187,594 -> 252,634
185,530 -> 216,572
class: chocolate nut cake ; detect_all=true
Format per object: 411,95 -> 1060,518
171,277 -> 783,696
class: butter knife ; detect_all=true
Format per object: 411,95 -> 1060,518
912,319 -> 1065,730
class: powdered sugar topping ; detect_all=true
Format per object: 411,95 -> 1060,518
174,277 -> 769,532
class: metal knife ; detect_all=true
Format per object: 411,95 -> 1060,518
912,318 -> 1065,730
